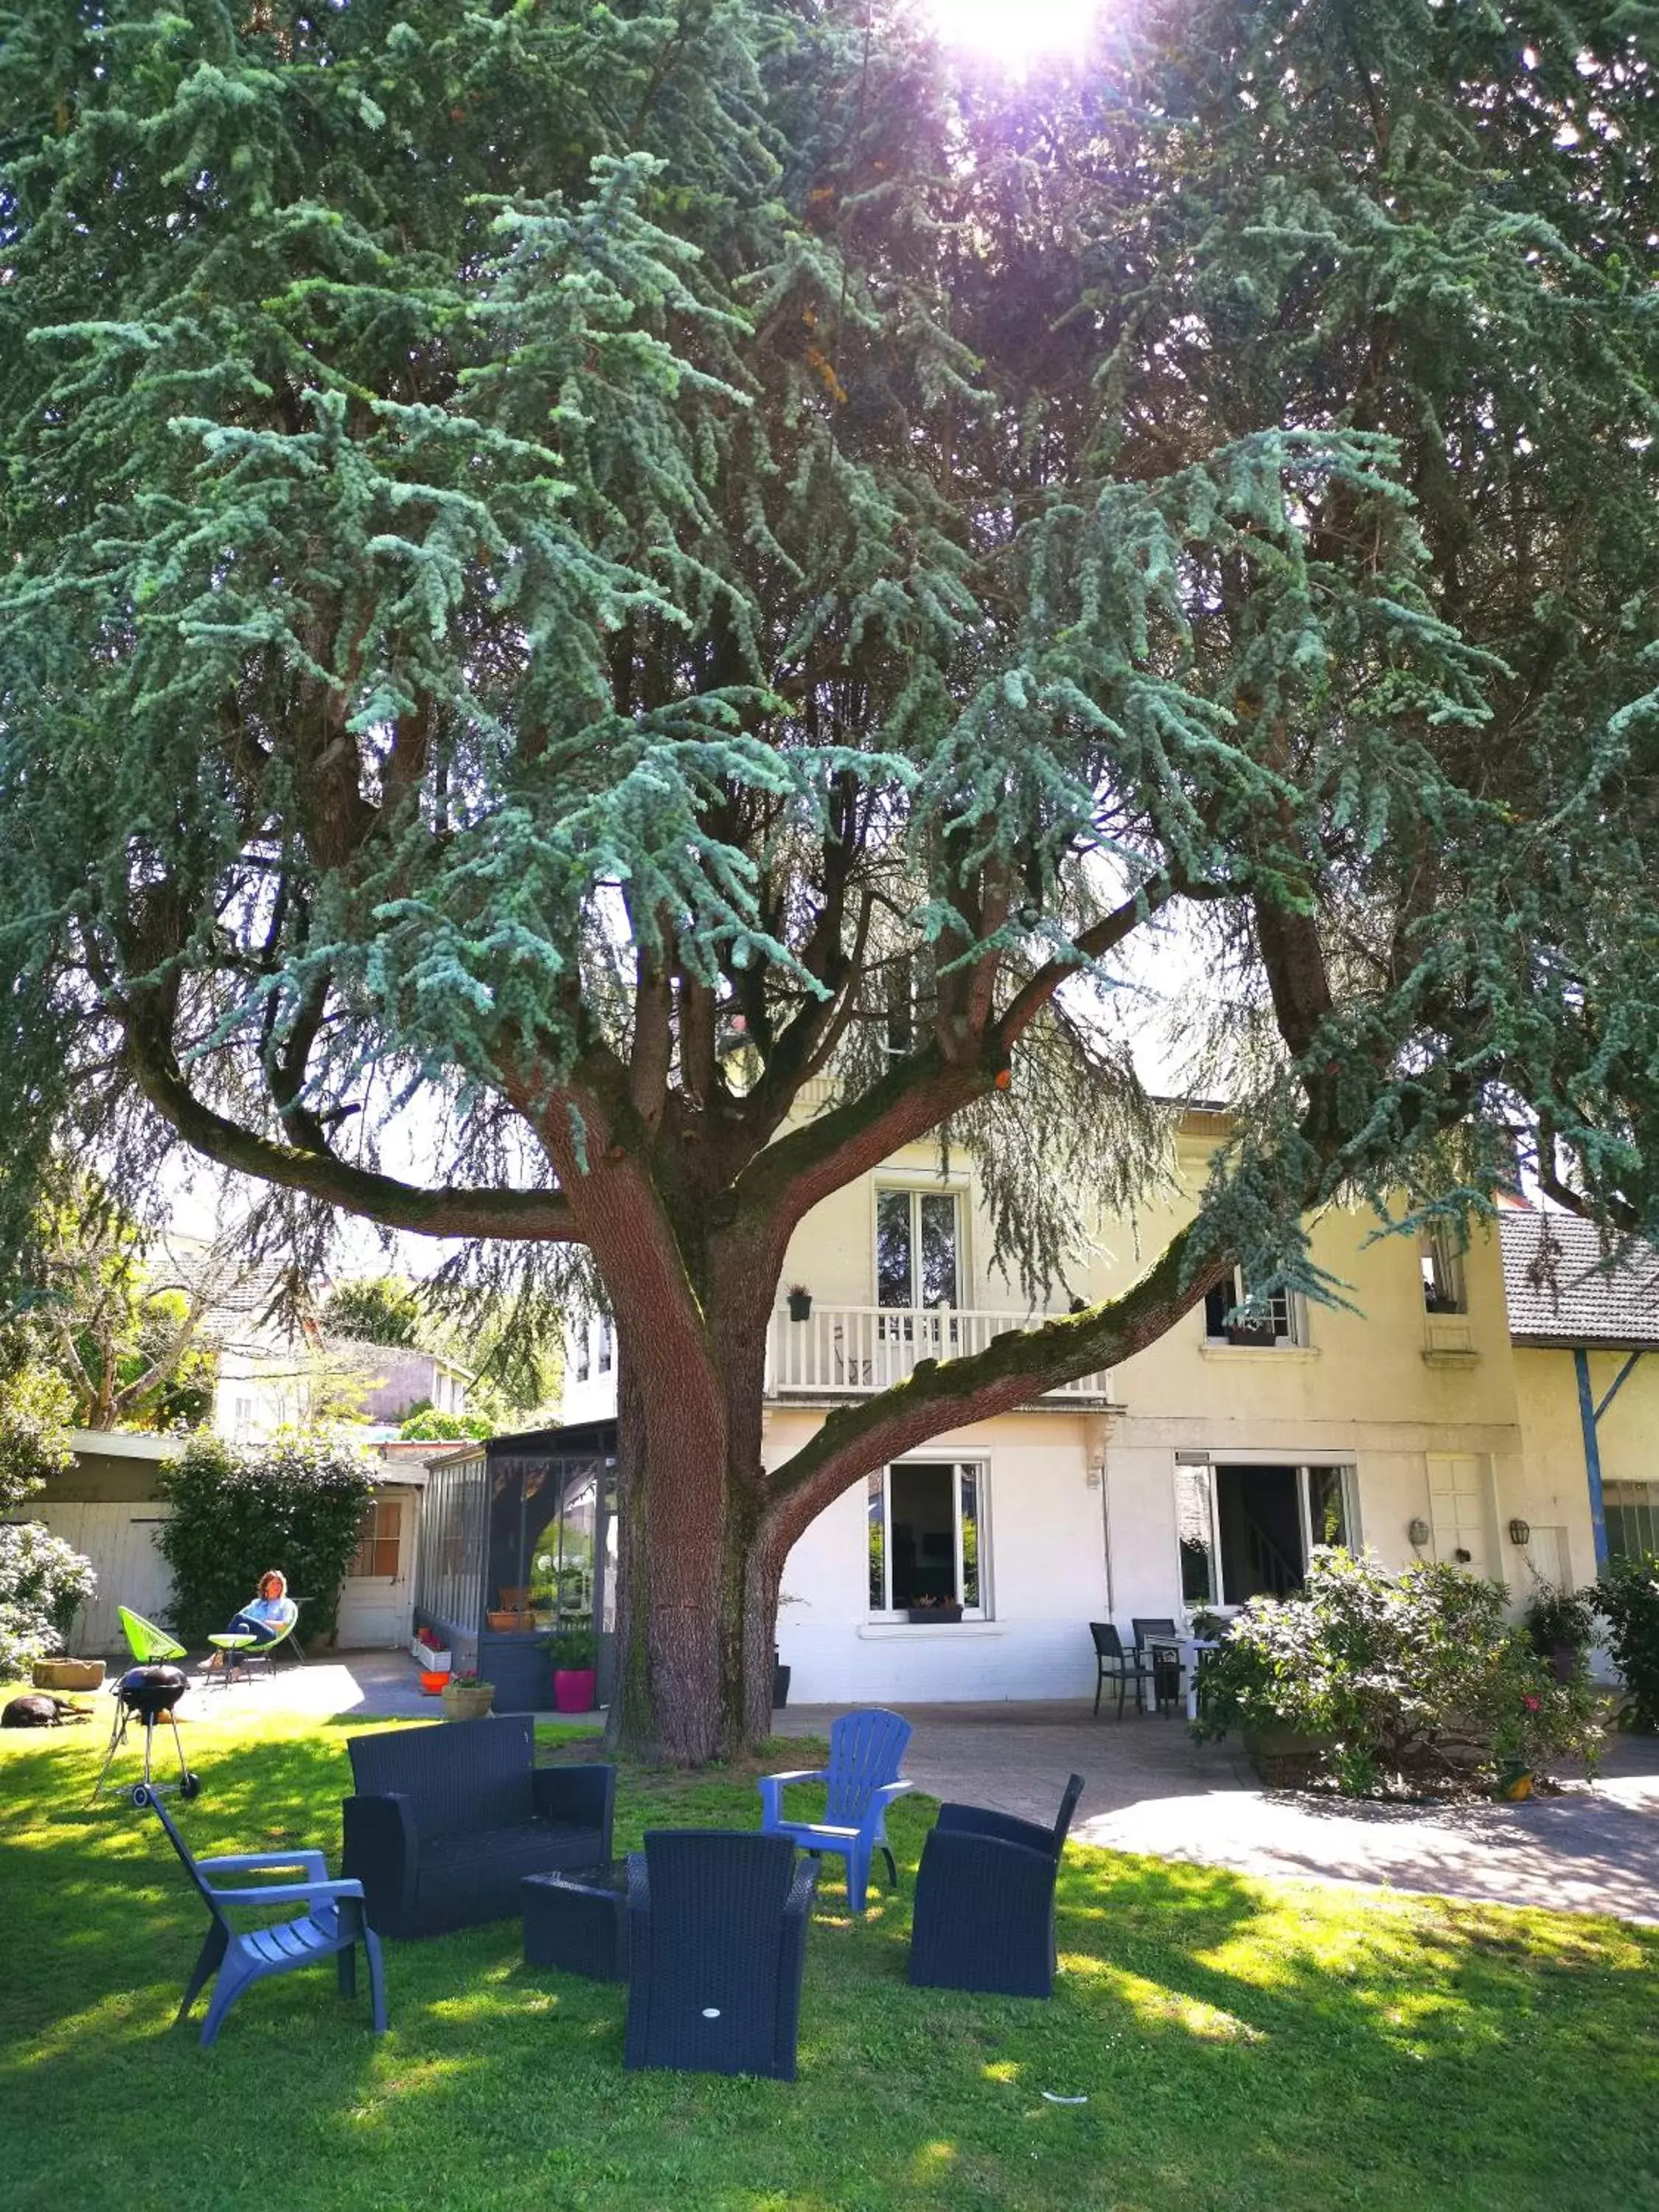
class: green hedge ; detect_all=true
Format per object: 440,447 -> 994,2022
156,1431 -> 375,1647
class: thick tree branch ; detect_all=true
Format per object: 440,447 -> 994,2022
760,1223 -> 1232,1546
123,1019 -> 579,1241
992,881 -> 1177,1051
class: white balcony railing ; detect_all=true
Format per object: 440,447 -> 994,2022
765,1304 -> 1115,1405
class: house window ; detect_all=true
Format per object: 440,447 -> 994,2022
1203,1270 -> 1302,1347
574,1324 -> 591,1384
867,1461 -> 986,1616
597,1317 -> 613,1375
875,1188 -> 961,1310
1606,1481 -> 1659,1566
349,1498 -> 401,1580
1419,1224 -> 1467,1314
1175,1461 -> 1357,1604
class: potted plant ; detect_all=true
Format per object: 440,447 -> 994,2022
546,1624 -> 598,1714
787,1284 -> 813,1322
440,1671 -> 494,1722
1522,1579 -> 1596,1683
905,1595 -> 964,1624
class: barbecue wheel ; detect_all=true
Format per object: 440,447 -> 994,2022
181,1772 -> 201,1800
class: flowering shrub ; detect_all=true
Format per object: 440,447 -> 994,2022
1195,1548 -> 1603,1795
0,1522 -> 97,1675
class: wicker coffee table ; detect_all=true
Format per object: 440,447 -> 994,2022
522,1861 -> 629,1981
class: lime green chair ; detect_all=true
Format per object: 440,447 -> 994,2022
207,1596 -> 301,1684
118,1606 -> 187,1665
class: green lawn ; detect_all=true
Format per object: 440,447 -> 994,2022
1,1705 -> 1655,2212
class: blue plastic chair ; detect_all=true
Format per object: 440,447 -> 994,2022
133,1784 -> 387,2046
758,1708 -> 913,1913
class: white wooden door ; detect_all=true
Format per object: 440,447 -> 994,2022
10,1503 -> 175,1653
335,1491 -> 413,1649
1426,1454 -> 1495,1579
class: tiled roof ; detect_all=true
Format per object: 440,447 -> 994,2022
1500,1211 -> 1659,1348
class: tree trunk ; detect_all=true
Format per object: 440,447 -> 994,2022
604,1315 -> 779,1762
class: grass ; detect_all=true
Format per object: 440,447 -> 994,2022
1,1704 -> 1656,2212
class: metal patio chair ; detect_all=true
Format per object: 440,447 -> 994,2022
758,1706 -> 913,1913
1130,1616 -> 1183,1716
1089,1622 -> 1158,1719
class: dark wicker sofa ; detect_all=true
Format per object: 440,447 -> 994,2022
343,1716 -> 614,1938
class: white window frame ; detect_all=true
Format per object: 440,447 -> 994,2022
597,1315 -> 613,1374
1203,1268 -> 1307,1349
1419,1223 -> 1467,1315
867,1458 -> 990,1621
574,1323 -> 591,1384
872,1180 -> 968,1312
1172,1458 -> 1360,1607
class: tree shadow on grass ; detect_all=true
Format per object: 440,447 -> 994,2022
5,1732 -> 1658,2212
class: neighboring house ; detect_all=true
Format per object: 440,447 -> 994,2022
4,1428 -> 436,1657
565,1093 -> 1606,1706
216,1330 -> 472,1444
4,1430 -> 181,1655
1501,1211 -> 1659,1578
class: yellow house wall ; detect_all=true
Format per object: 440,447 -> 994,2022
1511,1346 -> 1659,1588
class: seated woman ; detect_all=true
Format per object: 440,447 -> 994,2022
203,1571 -> 298,1669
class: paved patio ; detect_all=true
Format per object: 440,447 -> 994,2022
779,1699 -> 1659,1927
164,1658 -> 1659,1926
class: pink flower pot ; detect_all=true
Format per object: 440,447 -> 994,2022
553,1668 -> 597,1714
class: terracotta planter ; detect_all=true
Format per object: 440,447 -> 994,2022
553,1668 -> 597,1714
441,1683 -> 495,1722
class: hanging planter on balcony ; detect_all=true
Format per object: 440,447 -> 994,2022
787,1285 -> 813,1321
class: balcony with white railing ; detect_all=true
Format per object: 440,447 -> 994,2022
765,1304 -> 1116,1406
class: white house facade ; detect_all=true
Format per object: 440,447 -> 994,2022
566,1093 -> 1604,1706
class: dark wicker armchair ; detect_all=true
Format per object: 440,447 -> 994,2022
908,1773 -> 1085,1998
624,1830 -> 816,2079
342,1716 -> 613,1938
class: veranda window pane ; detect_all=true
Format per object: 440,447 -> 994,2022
959,1465 -> 980,1609
919,1192 -> 959,1307
1176,1465 -> 1216,1604
876,1189 -> 913,1308
868,1471 -> 887,1610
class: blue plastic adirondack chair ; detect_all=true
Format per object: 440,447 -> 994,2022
133,1784 -> 387,2046
758,1707 -> 913,1913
